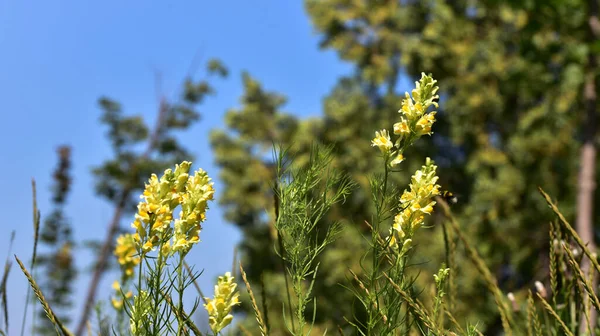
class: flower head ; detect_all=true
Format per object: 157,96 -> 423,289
390,153 -> 404,167
172,168 -> 215,254
389,158 -> 441,248
396,73 -> 439,138
371,129 -> 393,154
129,161 -> 214,255
372,73 -> 439,166
132,162 -> 192,253
114,233 -> 141,278
204,272 -> 240,334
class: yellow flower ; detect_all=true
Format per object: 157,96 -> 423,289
114,234 -> 140,278
111,297 -> 124,310
131,161 -> 193,253
394,73 -> 439,139
371,129 -> 393,154
204,272 -> 240,334
393,119 -> 410,135
111,281 -> 133,310
160,240 -> 171,257
390,153 -> 404,167
389,158 -> 441,248
415,112 -> 436,136
373,73 -> 439,169
172,168 -> 215,254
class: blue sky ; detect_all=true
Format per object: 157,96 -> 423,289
0,1 -> 352,334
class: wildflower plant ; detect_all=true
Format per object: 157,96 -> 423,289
348,73 -> 449,335
272,144 -> 356,335
204,272 -> 240,334
107,160 -> 238,336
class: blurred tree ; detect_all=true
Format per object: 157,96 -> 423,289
74,59 -> 227,336
35,145 -> 76,335
575,0 -> 599,332
213,0 -> 599,334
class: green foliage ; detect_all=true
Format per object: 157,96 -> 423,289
210,1 -> 599,333
273,144 -> 356,334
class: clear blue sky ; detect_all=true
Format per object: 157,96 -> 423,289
0,1 -> 352,334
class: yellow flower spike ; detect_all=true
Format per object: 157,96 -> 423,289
390,158 -> 441,250
114,234 -> 140,280
204,272 -> 240,334
172,168 -> 214,254
389,73 -> 439,145
130,161 -> 201,253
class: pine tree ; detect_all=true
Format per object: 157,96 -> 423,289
35,146 -> 76,335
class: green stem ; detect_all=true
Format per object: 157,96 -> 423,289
176,253 -> 185,336
296,276 -> 304,336
368,160 -> 390,334
134,249 -> 144,335
151,244 -> 165,336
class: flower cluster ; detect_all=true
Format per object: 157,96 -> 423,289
204,272 -> 241,334
393,73 -> 439,139
172,169 -> 214,253
389,157 -> 441,250
114,233 -> 141,278
371,73 -> 439,167
129,161 -> 215,256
